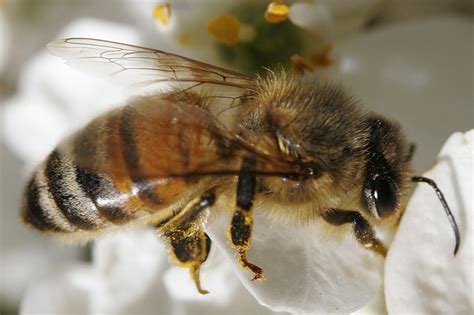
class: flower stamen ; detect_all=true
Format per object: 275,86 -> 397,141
264,1 -> 289,24
153,3 -> 171,25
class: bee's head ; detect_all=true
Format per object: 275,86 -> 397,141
361,115 -> 413,222
361,116 -> 460,255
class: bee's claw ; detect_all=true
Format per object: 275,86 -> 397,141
239,249 -> 264,281
190,265 -> 209,295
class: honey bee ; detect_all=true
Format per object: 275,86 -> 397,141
21,38 -> 460,294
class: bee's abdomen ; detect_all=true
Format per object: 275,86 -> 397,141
21,150 -> 111,233
22,176 -> 73,232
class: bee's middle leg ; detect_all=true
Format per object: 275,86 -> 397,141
228,156 -> 264,281
322,209 -> 387,257
159,191 -> 215,294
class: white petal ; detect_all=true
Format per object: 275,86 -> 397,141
289,3 -> 334,39
1,18 -> 139,168
318,0 -> 384,35
19,229 -> 173,315
90,229 -> 171,314
2,94 -> 71,167
20,264 -> 97,314
0,244 -> 81,310
207,213 -> 383,313
385,131 -> 474,313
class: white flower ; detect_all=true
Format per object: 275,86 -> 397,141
207,213 -> 383,313
20,229 -> 273,315
128,0 -> 385,73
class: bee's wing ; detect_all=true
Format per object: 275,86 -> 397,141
70,96 -> 295,181
47,38 -> 256,97
65,99 -> 296,222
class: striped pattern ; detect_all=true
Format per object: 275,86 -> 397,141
21,95 -> 232,237
46,150 -> 103,230
119,106 -> 162,204
20,113 -> 140,233
22,150 -> 108,232
75,165 -> 132,224
23,176 -> 70,232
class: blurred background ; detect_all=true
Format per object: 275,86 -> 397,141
0,1 -> 473,314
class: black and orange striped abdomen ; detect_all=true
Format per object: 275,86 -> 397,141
21,95 -> 237,239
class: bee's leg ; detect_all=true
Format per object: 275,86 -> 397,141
322,209 -> 387,257
166,230 -> 212,294
228,156 -> 264,281
159,192 -> 215,294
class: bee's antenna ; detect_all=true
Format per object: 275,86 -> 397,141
412,176 -> 460,255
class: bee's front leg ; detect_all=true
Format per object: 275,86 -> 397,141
159,192 -> 215,294
322,209 -> 387,257
228,155 -> 264,281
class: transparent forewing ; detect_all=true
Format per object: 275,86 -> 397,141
61,98 -> 296,225
47,38 -> 256,96
68,96 -> 295,181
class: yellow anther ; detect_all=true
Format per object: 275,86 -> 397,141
153,3 -> 171,25
206,15 -> 241,46
264,1 -> 289,23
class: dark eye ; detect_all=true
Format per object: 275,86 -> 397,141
371,177 -> 398,218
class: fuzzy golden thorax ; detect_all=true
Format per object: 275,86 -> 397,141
240,73 -> 412,225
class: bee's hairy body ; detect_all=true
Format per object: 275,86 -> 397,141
22,74 -> 411,239
24,38 -> 459,295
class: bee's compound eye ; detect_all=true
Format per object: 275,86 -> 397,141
371,177 -> 398,219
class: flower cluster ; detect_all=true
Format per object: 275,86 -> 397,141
148,0 -> 384,74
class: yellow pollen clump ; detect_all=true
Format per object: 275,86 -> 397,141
206,15 -> 241,46
264,1 -> 289,23
153,3 -> 171,25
